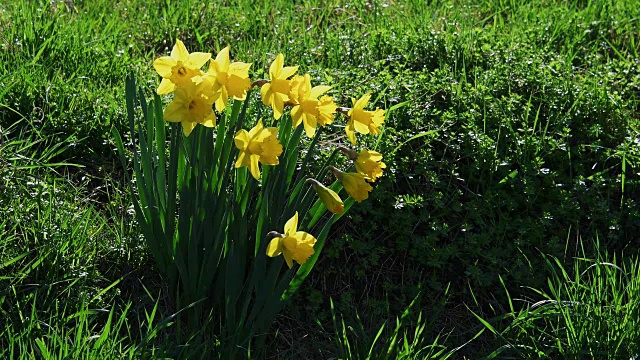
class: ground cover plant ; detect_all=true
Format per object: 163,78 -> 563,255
1,0 -> 640,358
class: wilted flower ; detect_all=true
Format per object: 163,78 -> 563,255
234,120 -> 283,180
153,39 -> 211,95
260,53 -> 298,119
345,93 -> 385,145
266,212 -> 317,268
206,46 -> 252,112
164,77 -> 217,136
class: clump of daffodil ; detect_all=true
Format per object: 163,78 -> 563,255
205,46 -> 252,112
260,53 -> 299,120
307,179 -> 344,214
164,77 -> 218,136
266,212 -> 317,268
329,166 -> 373,203
339,147 -> 386,182
234,120 -> 283,180
153,39 -> 211,95
342,93 -> 386,145
290,74 -> 337,138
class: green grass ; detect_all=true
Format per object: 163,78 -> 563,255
474,241 -> 640,359
2,0 -> 640,358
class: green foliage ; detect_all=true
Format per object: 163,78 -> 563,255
474,242 -> 640,359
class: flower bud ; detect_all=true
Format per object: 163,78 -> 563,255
307,179 -> 344,214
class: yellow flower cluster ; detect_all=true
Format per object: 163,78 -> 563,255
154,40 -> 389,268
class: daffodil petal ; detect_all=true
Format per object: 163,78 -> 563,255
215,96 -> 226,113
171,39 -> 189,61
283,250 -> 294,268
201,112 -> 216,127
235,151 -> 246,168
279,66 -> 299,79
234,129 -> 250,151
249,154 -> 261,180
266,237 -> 283,257
303,114 -> 317,138
284,212 -> 298,236
346,121 -> 357,145
260,84 -> 273,106
353,116 -> 371,134
270,54 -> 284,78
291,106 -> 303,128
229,62 -> 252,75
164,101 -> 187,122
248,120 -> 264,138
273,94 -> 284,120
353,93 -> 371,110
181,121 -> 197,137
157,78 -> 176,95
188,52 -> 212,69
366,150 -> 383,161
309,85 -> 331,100
215,46 -> 230,73
153,57 -> 176,77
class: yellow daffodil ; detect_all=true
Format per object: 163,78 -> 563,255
206,46 -> 252,112
153,39 -> 211,95
266,212 -> 317,268
345,93 -> 385,145
234,120 -> 283,180
260,53 -> 298,120
290,74 -> 337,138
355,149 -> 386,181
330,167 -> 372,203
164,77 -> 217,137
307,179 -> 344,214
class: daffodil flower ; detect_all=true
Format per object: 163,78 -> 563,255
164,77 -> 217,137
345,93 -> 385,145
260,53 -> 298,120
330,167 -> 373,203
266,212 -> 317,268
307,179 -> 344,214
290,74 -> 337,138
355,149 -> 386,182
234,120 -> 283,180
206,46 -> 252,112
153,39 -> 211,95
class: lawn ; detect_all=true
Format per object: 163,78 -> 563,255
1,0 -> 639,358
